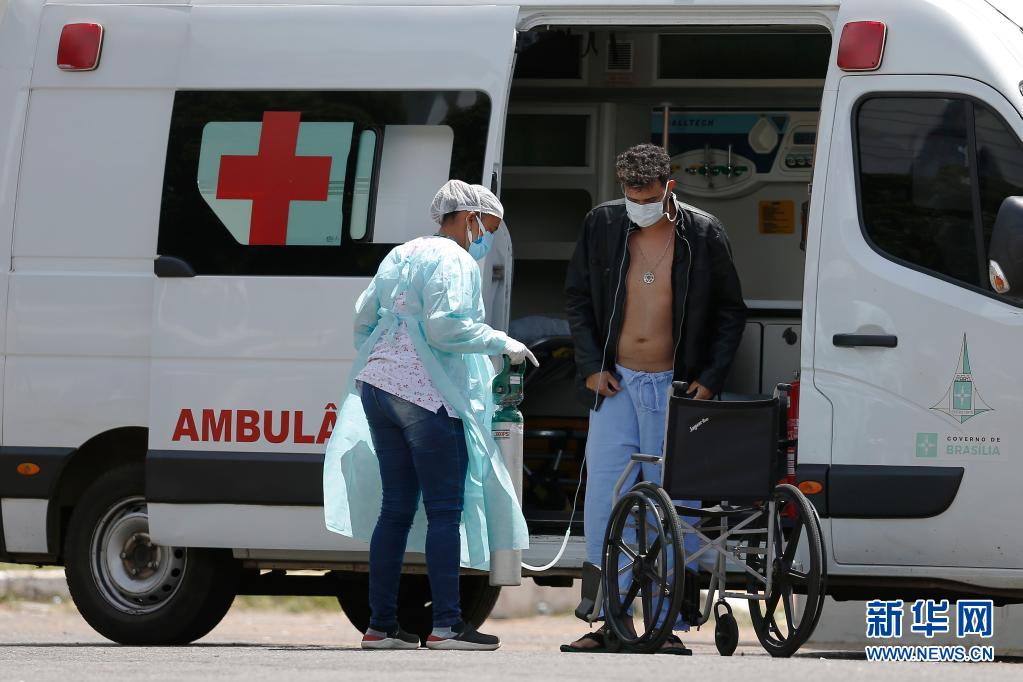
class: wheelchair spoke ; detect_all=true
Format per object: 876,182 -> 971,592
641,564 -> 663,586
773,513 -> 786,561
786,569 -> 809,585
781,583 -> 796,634
768,611 -> 785,639
640,575 -> 654,632
617,540 -> 638,562
623,577 -> 642,608
782,523 -> 803,565
764,583 -> 783,618
636,500 -> 649,554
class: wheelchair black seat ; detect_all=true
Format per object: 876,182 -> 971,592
661,384 -> 780,503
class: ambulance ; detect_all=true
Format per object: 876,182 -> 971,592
2,0 -> 1023,644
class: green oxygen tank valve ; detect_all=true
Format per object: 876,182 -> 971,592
489,356 -> 526,586
492,356 -> 526,422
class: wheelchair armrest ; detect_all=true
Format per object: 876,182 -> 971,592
612,454 -> 663,503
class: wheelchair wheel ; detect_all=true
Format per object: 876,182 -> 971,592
601,482 -> 685,654
806,496 -> 828,638
746,483 -> 824,658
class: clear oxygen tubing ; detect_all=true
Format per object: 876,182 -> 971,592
520,207 -> 633,573
520,193 -> 685,574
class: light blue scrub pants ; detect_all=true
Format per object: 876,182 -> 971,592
584,365 -> 700,630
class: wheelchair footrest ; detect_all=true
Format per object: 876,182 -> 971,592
574,561 -> 602,623
681,568 -> 702,626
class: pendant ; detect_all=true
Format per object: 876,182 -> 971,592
642,271 -> 655,285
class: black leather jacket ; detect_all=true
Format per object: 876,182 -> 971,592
564,199 -> 747,409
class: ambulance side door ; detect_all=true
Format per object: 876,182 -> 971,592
815,74 -> 1023,569
145,4 -> 519,552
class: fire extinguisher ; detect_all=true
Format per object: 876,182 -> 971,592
786,373 -> 800,486
779,373 -> 800,519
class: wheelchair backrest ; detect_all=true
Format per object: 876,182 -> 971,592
661,385 -> 780,502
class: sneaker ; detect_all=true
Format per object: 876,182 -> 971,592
361,626 -> 421,650
425,622 -> 500,651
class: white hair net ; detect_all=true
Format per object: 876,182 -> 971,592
429,179 -> 505,225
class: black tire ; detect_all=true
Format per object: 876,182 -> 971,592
715,612 -> 739,656
806,498 -> 829,635
604,628 -> 622,653
336,572 -> 501,643
64,464 -> 239,645
602,482 -> 685,654
746,483 -> 824,658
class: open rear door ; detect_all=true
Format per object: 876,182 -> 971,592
146,3 -> 518,552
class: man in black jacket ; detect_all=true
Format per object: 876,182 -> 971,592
561,144 -> 746,653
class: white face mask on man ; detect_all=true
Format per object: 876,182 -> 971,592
624,183 -> 675,228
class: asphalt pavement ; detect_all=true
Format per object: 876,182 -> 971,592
1,602 -> 1020,681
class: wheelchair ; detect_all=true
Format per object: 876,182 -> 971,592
574,381 -> 827,658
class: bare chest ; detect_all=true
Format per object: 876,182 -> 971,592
622,231 -> 674,327
626,229 -> 675,290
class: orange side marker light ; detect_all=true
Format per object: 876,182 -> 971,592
798,480 -> 823,495
16,462 -> 41,476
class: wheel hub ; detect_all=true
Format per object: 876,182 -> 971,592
119,531 -> 160,581
90,496 -> 187,613
632,554 -> 649,579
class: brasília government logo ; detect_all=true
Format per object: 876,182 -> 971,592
930,335 -> 993,424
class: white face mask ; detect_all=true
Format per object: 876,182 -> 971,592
624,184 -> 673,228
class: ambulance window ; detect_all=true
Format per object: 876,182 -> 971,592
974,105 -> 1023,252
349,129 -> 378,241
158,90 -> 490,277
857,97 -> 980,287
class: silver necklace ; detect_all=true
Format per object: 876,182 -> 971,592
631,229 -> 674,285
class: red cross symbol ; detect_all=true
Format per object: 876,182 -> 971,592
216,111 -> 332,245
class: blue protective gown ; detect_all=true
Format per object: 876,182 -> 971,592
323,236 -> 529,570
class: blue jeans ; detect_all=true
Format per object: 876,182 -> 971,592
584,365 -> 700,629
360,382 -> 468,630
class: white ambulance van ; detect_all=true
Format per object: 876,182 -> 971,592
2,0 -> 1023,644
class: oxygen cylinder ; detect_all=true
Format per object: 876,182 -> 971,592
489,357 -> 525,586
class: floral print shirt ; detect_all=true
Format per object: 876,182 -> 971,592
356,291 -> 456,417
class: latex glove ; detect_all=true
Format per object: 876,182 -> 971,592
504,338 -> 539,367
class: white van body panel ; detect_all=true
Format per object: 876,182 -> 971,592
817,72 -> 1023,570
144,3 -> 520,547
0,0 -> 1022,596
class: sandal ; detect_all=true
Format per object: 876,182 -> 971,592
560,629 -> 607,653
656,634 -> 693,656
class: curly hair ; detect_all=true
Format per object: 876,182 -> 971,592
615,144 -> 671,189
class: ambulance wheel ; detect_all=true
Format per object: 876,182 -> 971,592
336,572 -> 501,643
64,463 -> 240,645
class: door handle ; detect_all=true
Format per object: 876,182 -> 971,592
833,333 -> 898,348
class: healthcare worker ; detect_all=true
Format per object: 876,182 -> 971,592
323,180 -> 535,651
